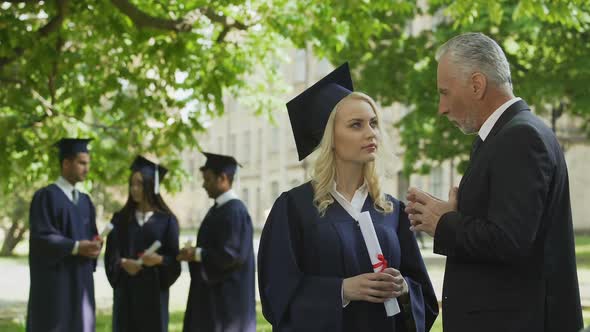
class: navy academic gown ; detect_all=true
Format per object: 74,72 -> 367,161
183,199 -> 256,332
26,184 -> 98,332
258,182 -> 439,332
105,211 -> 181,332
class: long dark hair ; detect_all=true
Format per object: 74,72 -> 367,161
118,171 -> 177,224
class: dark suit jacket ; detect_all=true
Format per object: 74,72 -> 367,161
434,100 -> 583,332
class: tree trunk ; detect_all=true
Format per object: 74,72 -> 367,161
0,219 -> 27,256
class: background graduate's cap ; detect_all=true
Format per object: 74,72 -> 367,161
199,152 -> 241,177
130,155 -> 168,194
286,62 -> 354,161
55,138 -> 93,160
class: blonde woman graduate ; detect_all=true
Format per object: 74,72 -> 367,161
257,63 -> 438,332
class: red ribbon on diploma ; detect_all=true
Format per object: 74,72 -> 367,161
372,254 -> 388,272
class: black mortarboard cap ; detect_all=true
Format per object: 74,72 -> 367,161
55,138 -> 92,160
286,62 -> 353,161
130,155 -> 168,194
199,152 -> 241,176
130,155 -> 168,180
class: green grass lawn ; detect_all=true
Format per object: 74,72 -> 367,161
2,235 -> 590,331
0,305 -> 276,332
100,307 -> 271,332
3,307 -> 590,331
576,235 -> 590,246
0,255 -> 28,264
0,306 -> 442,332
0,320 -> 21,332
576,235 -> 590,268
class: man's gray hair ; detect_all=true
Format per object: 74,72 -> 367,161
436,32 -> 512,91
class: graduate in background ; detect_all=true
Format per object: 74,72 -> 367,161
105,156 -> 181,332
177,152 -> 255,332
257,63 -> 439,332
27,138 -> 100,332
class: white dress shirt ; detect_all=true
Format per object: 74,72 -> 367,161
135,210 -> 154,227
330,181 -> 369,220
479,97 -> 521,141
55,176 -> 76,202
215,189 -> 239,207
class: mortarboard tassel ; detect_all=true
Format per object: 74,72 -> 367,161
154,164 -> 160,194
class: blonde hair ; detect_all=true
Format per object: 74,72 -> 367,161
311,92 -> 394,216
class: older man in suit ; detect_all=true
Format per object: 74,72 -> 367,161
406,32 -> 582,332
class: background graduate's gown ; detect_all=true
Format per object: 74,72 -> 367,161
105,211 -> 181,332
258,182 -> 438,332
27,184 -> 98,332
182,199 -> 256,332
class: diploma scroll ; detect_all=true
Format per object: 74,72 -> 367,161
183,237 -> 194,249
136,240 -> 162,265
357,211 -> 401,317
93,223 -> 114,241
99,223 -> 114,239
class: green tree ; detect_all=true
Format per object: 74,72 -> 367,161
3,0 -> 590,254
1,0 -> 415,254
298,0 -> 590,174
0,0 -> 292,255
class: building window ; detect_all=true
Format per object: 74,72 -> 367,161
294,49 -> 307,83
258,128 -> 264,162
226,98 -> 236,113
317,57 -> 332,77
412,175 -> 423,192
218,136 -> 224,153
188,157 -> 197,191
270,127 -> 280,153
256,187 -> 262,224
242,188 -> 249,208
397,171 -> 409,201
271,181 -> 280,203
229,134 -> 237,156
430,166 -> 443,199
188,157 -> 195,175
242,130 -> 250,164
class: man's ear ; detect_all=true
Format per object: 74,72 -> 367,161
471,72 -> 487,99
61,158 -> 71,171
219,172 -> 230,185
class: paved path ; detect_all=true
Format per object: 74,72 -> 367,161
1,236 -> 589,323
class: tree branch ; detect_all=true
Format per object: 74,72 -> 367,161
2,0 -> 250,70
45,0 -> 68,108
0,50 -> 24,69
217,26 -> 230,43
39,0 -> 68,36
109,0 -> 249,37
110,0 -> 192,32
0,0 -> 69,69
0,77 -> 25,84
200,7 -> 248,30
67,116 -> 124,132
48,34 -> 63,104
3,1 -> 44,3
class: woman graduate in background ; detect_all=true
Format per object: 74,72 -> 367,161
105,156 -> 181,332
257,63 -> 438,332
